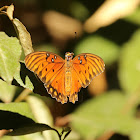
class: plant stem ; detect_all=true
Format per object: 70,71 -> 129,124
15,89 -> 31,102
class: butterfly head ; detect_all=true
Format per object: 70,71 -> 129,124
65,52 -> 74,61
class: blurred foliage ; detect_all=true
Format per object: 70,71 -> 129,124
125,7 -> 140,25
0,0 -> 140,140
0,80 -> 16,103
119,29 -> 140,94
74,35 -> 120,66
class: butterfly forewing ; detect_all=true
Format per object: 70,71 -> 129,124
25,51 -> 67,103
72,53 -> 105,88
68,53 -> 105,104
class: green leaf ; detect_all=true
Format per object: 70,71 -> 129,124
0,80 -> 16,103
0,136 -> 12,140
14,62 -> 34,90
0,32 -> 21,84
124,7 -> 140,25
71,91 -> 135,139
13,62 -> 48,97
7,123 -> 54,136
118,29 -> 140,93
74,35 -> 120,65
0,103 -> 58,136
0,102 -> 34,121
70,1 -> 89,21
130,120 -> 140,140
27,95 -> 54,140
3,133 -> 44,140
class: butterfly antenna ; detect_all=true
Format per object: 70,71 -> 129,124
75,32 -> 77,40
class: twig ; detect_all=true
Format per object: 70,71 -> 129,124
0,6 -> 8,12
0,130 -> 10,137
51,128 -> 62,140
14,89 -> 32,102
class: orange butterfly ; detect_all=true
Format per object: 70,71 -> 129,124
25,52 -> 105,104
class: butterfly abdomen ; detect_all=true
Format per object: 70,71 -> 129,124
65,59 -> 72,96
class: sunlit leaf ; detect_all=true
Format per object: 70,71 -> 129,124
3,133 -> 44,140
0,80 -> 16,103
118,29 -> 140,93
0,136 -> 12,140
0,102 -> 34,120
74,35 -> 119,65
0,32 -> 21,84
27,95 -> 54,140
13,62 -> 48,98
14,62 -> 34,91
130,120 -> 140,140
84,0 -> 139,32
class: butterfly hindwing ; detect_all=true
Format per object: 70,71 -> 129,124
69,68 -> 81,103
45,68 -> 68,104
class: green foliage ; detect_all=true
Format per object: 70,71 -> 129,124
0,102 -> 34,120
71,91 -> 134,139
119,29 -> 140,93
0,32 -> 21,84
27,95 -> 54,140
0,80 -> 16,103
14,63 -> 34,91
0,96 -> 70,139
74,35 -> 120,65
125,7 -> 140,25
70,1 -> 89,21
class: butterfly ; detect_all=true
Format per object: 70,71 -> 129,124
25,51 -> 105,104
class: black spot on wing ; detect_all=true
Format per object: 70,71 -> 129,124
80,59 -> 82,64
78,56 -> 80,60
51,58 -> 54,63
54,55 -> 57,59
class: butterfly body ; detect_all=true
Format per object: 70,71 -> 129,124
25,51 -> 105,104
64,52 -> 74,97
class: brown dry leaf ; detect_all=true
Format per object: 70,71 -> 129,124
13,18 -> 34,55
88,72 -> 107,96
43,11 -> 83,42
6,4 -> 14,20
84,0 -> 140,33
